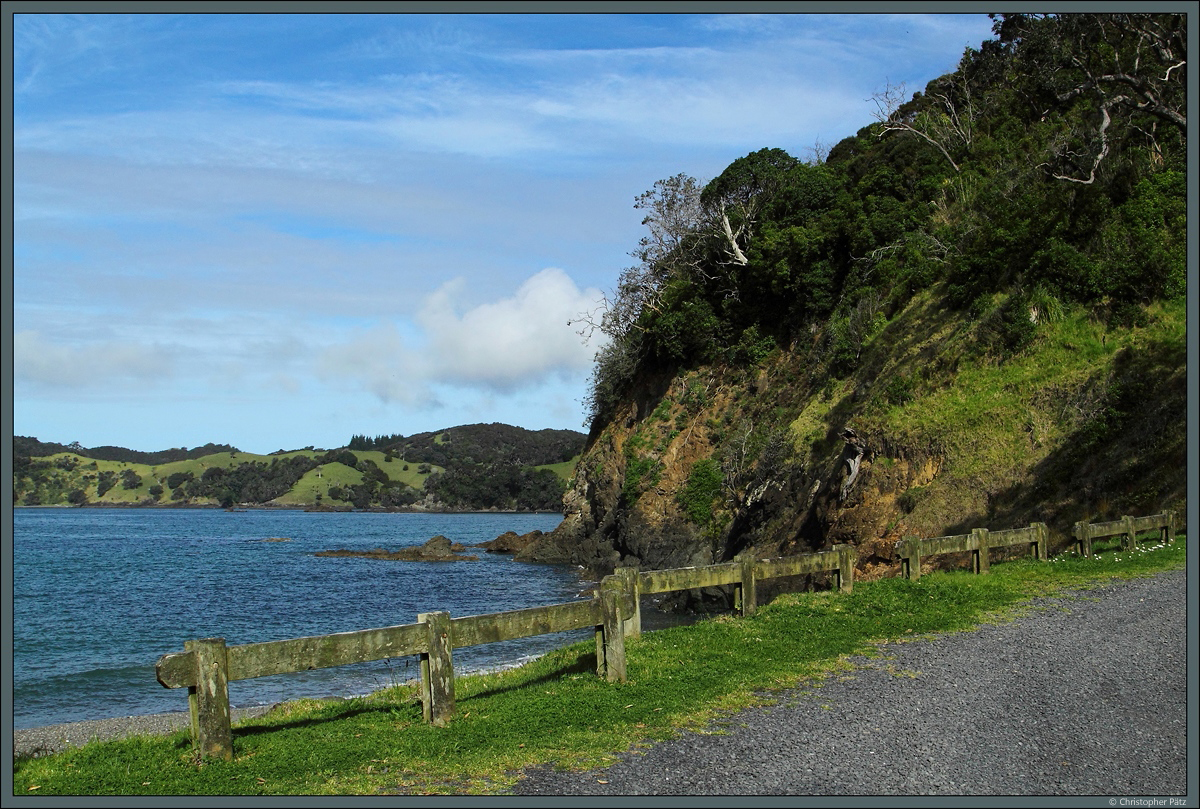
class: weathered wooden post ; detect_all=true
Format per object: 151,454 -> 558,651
972,528 -> 990,574
418,611 -> 454,726
1164,510 -> 1176,545
185,637 -> 233,761
1120,515 -> 1137,550
900,536 -> 921,580
1031,522 -> 1049,560
616,566 -> 642,638
598,574 -> 627,683
836,544 -> 857,594
1073,520 -> 1093,557
735,551 -> 758,616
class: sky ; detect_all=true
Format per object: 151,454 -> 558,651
10,10 -> 1000,455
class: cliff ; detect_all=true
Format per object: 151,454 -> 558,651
523,14 -> 1188,589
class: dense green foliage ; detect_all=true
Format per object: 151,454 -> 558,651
585,13 -> 1186,431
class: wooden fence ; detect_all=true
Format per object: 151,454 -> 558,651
897,523 -> 1049,580
157,510 -> 1176,760
156,544 -> 855,760
1071,512 -> 1177,557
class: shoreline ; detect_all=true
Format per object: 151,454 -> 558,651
12,706 -> 276,760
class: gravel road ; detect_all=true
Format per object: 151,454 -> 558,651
514,570 -> 1189,796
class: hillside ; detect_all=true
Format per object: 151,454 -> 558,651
520,14 -> 1188,584
12,424 -> 585,512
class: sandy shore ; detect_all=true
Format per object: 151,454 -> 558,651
12,706 -> 276,759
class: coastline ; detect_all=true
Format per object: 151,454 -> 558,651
12,706 -> 276,759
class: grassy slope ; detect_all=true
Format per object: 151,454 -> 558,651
535,455 -> 581,482
16,450 -> 445,508
11,533 -> 1185,796
797,292 -> 1187,539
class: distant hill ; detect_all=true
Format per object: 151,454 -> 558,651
12,424 -> 585,512
13,437 -> 238,466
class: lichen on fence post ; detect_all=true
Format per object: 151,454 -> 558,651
900,536 -> 921,580
616,566 -> 642,638
836,544 -> 856,593
972,528 -> 990,574
1072,521 -> 1092,557
736,552 -> 757,616
185,637 -> 232,761
418,611 -> 455,726
1121,515 -> 1137,550
598,575 -> 627,683
1032,522 -> 1049,560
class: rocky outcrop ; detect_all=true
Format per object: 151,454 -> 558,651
472,529 -> 544,554
315,535 -> 478,561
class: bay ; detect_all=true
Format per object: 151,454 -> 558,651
12,508 -> 592,730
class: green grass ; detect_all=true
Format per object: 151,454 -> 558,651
12,533 -> 1185,796
535,455 -> 581,482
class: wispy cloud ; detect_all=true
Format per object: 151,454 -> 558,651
11,12 -> 999,452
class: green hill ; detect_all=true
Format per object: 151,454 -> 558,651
13,425 -> 583,511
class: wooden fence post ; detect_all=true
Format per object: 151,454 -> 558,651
185,637 -> 232,761
1120,515 -> 1137,550
900,536 -> 921,580
736,552 -> 757,616
836,544 -> 856,594
1073,520 -> 1092,557
1164,510 -> 1176,545
972,528 -> 990,574
598,575 -> 627,683
418,611 -> 455,726
616,566 -> 642,638
1032,522 -> 1049,560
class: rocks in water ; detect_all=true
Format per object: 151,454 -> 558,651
315,535 -> 478,562
472,529 -> 544,554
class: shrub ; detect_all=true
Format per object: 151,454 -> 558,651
677,459 -> 724,526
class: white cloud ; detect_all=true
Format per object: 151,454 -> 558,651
316,323 -> 435,407
316,267 -> 605,405
420,267 -> 604,390
13,330 -> 173,389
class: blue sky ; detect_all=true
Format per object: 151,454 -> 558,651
11,11 -> 999,454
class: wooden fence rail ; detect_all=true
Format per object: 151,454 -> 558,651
157,512 -> 1174,760
1071,511 -> 1177,557
156,543 -> 855,759
897,523 -> 1049,580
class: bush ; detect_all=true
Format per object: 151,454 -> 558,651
677,459 -> 724,526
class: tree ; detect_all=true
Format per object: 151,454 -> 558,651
96,470 -> 117,497
586,173 -> 710,346
993,13 -> 1186,184
701,148 -> 804,267
871,63 -> 978,174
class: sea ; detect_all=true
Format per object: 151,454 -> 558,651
11,508 -> 602,730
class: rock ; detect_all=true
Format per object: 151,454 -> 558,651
473,529 -> 544,554
315,535 -> 478,562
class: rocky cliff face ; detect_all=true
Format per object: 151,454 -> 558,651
530,292 -> 1187,591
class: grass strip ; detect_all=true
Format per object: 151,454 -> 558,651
13,533 -> 1185,796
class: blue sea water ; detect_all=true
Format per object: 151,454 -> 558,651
11,508 -> 594,730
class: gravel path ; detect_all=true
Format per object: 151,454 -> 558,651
514,570 -> 1189,796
